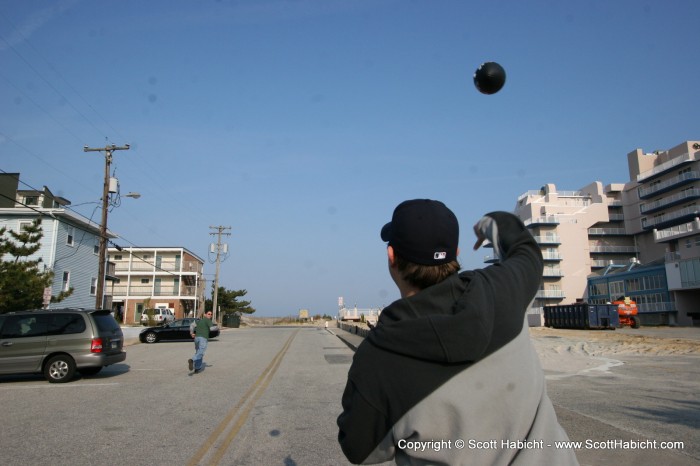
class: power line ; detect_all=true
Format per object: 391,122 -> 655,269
0,28 -> 113,142
0,132 -> 93,192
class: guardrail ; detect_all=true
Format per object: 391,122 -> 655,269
337,321 -> 371,338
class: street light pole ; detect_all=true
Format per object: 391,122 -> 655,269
84,144 -> 130,309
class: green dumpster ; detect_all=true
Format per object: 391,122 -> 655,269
222,313 -> 241,328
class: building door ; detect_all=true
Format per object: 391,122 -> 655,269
135,302 -> 145,324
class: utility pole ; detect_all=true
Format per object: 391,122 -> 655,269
85,144 -> 130,309
209,225 -> 231,324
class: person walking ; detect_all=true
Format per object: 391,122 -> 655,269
189,310 -> 213,374
337,199 -> 577,465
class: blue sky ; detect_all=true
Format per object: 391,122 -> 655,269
1,0 -> 699,316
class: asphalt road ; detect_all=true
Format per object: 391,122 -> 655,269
1,325 -> 698,465
0,326 -> 367,466
331,324 -> 700,466
545,349 -> 699,465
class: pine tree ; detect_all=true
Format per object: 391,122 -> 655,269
0,219 -> 71,313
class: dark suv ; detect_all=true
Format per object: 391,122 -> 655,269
0,309 -> 127,383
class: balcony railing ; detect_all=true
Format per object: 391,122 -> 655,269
654,220 -> 700,242
591,259 -> 632,268
111,285 -> 201,298
637,152 -> 695,182
640,188 -> 700,214
589,245 -> 638,253
542,268 -> 563,277
588,228 -> 627,236
542,252 -> 562,260
525,216 -> 560,226
533,235 -> 561,244
535,290 -> 565,298
642,206 -> 700,229
114,260 -> 203,273
638,170 -> 700,198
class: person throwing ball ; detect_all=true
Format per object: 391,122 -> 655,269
337,199 -> 578,465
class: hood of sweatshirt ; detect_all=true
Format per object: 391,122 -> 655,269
367,269 -> 501,364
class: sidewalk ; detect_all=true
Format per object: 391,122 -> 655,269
327,326 -> 698,466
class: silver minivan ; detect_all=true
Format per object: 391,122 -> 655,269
0,309 -> 126,383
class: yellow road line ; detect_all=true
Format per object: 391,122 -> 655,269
188,329 -> 299,466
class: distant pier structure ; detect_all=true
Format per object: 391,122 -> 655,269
337,296 -> 382,326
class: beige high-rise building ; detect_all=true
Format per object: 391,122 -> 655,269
513,140 -> 700,326
513,182 -> 637,325
622,140 -> 700,325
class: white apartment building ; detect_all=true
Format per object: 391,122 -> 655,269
108,246 -> 206,324
514,181 -> 637,325
622,140 -> 700,325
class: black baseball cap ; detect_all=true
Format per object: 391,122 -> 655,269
380,199 -> 459,265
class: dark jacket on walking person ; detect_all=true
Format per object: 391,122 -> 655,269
337,200 -> 577,465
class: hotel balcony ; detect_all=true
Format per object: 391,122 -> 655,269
542,267 -> 563,277
638,170 -> 700,199
589,245 -> 638,254
533,235 -> 561,245
637,152 -> 697,182
112,284 -> 201,298
542,252 -> 562,261
640,188 -> 700,215
535,290 -> 565,299
114,260 -> 203,274
642,206 -> 700,230
588,228 -> 627,236
591,259 -> 633,268
655,218 -> 700,243
525,216 -> 560,226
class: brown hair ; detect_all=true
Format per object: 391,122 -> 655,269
394,254 -> 461,290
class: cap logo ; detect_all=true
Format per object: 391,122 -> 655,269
434,252 -> 447,260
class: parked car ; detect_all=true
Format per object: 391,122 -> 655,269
139,318 -> 220,344
140,308 -> 175,326
0,309 -> 126,383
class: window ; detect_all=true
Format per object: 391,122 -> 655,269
90,278 -> 97,296
626,278 -> 640,292
18,221 -> 32,232
94,240 -> 100,255
48,314 -> 86,335
0,315 -> 48,338
114,254 -> 123,261
609,281 -> 624,298
67,227 -> 75,246
24,196 -> 39,206
141,278 -> 150,284
589,282 -> 608,297
62,271 -> 70,292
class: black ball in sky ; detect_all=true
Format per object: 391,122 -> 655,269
473,62 -> 506,95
